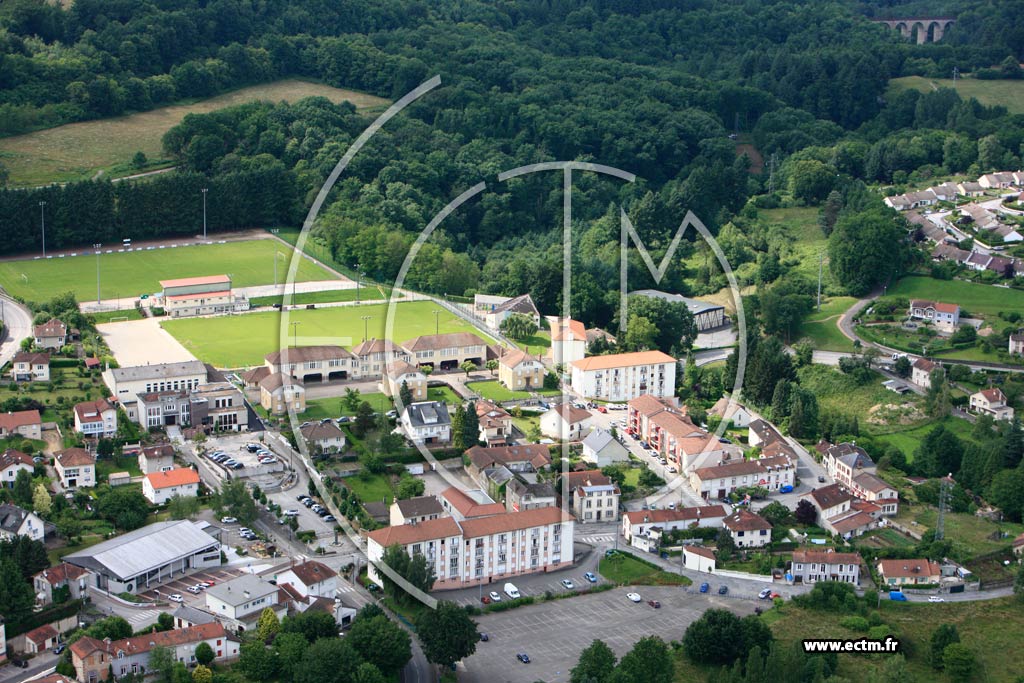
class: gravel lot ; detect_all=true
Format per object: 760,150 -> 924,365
98,317 -> 197,365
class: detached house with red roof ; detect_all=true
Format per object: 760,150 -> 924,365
0,448 -> 33,488
0,409 -> 42,440
54,447 -> 96,489
910,357 -> 942,389
876,558 -> 941,587
277,560 -> 337,599
908,299 -> 960,331
723,509 -> 772,548
74,399 -> 118,438
34,562 -> 92,604
10,351 -> 50,382
540,404 -> 593,440
970,388 -> 1015,421
498,349 -> 545,391
142,468 -> 200,504
33,319 -> 67,350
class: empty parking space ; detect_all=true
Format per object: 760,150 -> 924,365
137,566 -> 247,604
462,585 -> 756,683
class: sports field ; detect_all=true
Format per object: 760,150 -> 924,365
0,239 -> 336,302
0,79 -> 389,187
885,274 -> 1024,319
161,301 -> 497,367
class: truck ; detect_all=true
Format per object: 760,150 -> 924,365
504,582 -> 521,599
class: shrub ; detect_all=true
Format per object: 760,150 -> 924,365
840,616 -> 869,632
868,624 -> 895,640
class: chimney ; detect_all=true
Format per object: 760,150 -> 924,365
243,590 -> 251,598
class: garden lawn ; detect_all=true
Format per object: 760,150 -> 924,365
427,386 -> 462,404
95,454 -> 143,480
885,274 -> 1024,319
343,473 -> 393,503
0,239 -> 335,303
466,380 -> 531,402
598,553 -> 690,586
796,365 -> 926,433
161,301 -> 495,367
512,331 -> 551,351
796,296 -> 858,352
304,393 -> 392,420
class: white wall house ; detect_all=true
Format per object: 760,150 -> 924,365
570,350 -> 677,402
142,468 -> 200,505
401,401 -> 451,445
74,399 -> 118,438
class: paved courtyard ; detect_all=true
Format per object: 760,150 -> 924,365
460,584 -> 759,683
98,317 -> 197,365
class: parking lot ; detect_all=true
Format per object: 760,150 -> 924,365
198,431 -> 288,482
136,565 -> 249,604
461,584 -> 758,683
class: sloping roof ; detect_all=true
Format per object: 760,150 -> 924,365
366,515 -> 462,547
286,560 -> 335,588
476,400 -> 511,422
627,394 -> 676,417
684,545 -> 717,560
931,244 -> 970,261
649,410 -> 701,440
72,623 -> 227,660
853,472 -> 893,494
792,550 -> 861,565
160,275 -> 231,288
550,318 -> 587,342
977,388 -> 1006,403
692,456 -> 790,481
877,558 -> 941,579
401,332 -> 486,352
34,319 -> 66,338
141,444 -> 175,460
912,357 -> 938,373
26,624 -> 58,646
259,372 -> 304,393
561,470 -> 612,490
34,562 -> 90,585
825,442 -> 874,470
241,366 -> 271,385
723,509 -> 771,532
709,397 -> 748,420
172,604 -> 217,626
0,503 -> 34,534
145,468 -> 200,489
630,289 -> 725,315
581,428 -> 626,454
265,345 -> 353,365
506,478 -> 556,500
1012,531 -> 1024,548
910,299 -> 959,314
439,486 -> 506,518
543,404 -> 592,425
571,350 -> 675,371
300,421 -> 345,441
13,351 -> 50,365
56,447 -> 95,468
807,484 -> 855,510
403,401 -> 451,428
623,505 -> 727,526
0,410 -> 42,432
108,360 -> 207,384
73,399 -> 114,424
459,506 -> 572,539
386,359 -> 423,378
499,349 -> 541,369
351,338 -> 405,356
0,448 -> 32,470
63,520 -> 218,581
395,495 -> 445,519
492,293 -> 539,316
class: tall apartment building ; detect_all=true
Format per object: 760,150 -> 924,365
570,351 -> 676,401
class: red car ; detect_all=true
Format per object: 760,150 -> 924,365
597,406 -> 608,413
647,600 -> 661,609
481,595 -> 491,604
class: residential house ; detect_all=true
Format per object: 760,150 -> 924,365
790,550 -> 862,585
908,300 -> 960,331
259,373 -> 306,416
476,400 -> 513,446
71,623 -> 238,681
978,171 -> 1018,189
803,484 -> 854,524
572,479 -> 621,523
24,625 -> 59,654
1011,331 -> 1024,355
822,442 -> 875,489
137,444 -> 175,474
540,404 -> 593,440
0,448 -> 33,488
101,360 -> 208,424
205,574 -> 285,632
300,421 -> 347,454
1012,532 -> 1024,559
401,332 -> 487,372
366,507 -> 574,590
722,509 -> 772,548
54,448 -> 96,489
747,419 -> 797,461
264,345 -> 354,383
876,558 -> 942,587
73,399 -> 117,438
498,350 -> 545,391
240,366 -> 270,389
708,397 -> 752,428
683,545 -> 717,572
383,360 -> 427,402
960,203 -> 1000,231
803,484 -> 877,538
581,428 -> 629,467
965,250 -> 994,271
956,181 -> 986,197
570,350 -> 677,402
142,468 -> 200,505
850,472 -> 899,515
477,293 -> 541,331
0,410 -> 42,440
10,352 -> 50,382
505,478 -> 556,513
929,182 -> 960,201
931,243 -> 971,263
389,496 -> 445,526
188,382 -> 249,432
689,456 -> 795,500
136,389 -> 191,429
627,394 -> 680,439
33,319 -> 67,350
910,358 -> 941,389
0,503 -> 45,542
351,339 -> 410,379
621,506 -> 727,543
970,388 -> 1015,421
401,401 -> 451,445
438,487 -> 506,521
276,560 -> 337,599
466,444 -> 552,482
549,318 -> 587,365
33,563 -> 92,605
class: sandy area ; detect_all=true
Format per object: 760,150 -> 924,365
98,318 -> 197,366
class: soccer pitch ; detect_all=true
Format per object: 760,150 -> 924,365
161,301 -> 497,367
0,239 -> 336,302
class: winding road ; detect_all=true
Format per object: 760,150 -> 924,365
0,293 -> 33,367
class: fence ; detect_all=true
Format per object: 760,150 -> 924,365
713,568 -> 775,584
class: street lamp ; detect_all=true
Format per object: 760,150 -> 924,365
274,251 -> 286,288
94,244 -> 102,305
361,315 -> 371,342
201,188 -> 208,240
291,321 -> 300,348
355,264 -> 362,303
432,309 -> 441,336
39,201 -> 46,257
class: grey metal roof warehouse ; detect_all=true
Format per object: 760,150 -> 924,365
63,520 -> 219,581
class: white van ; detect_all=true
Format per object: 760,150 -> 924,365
504,582 -> 521,599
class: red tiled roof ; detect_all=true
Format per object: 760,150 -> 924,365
571,350 -> 675,371
628,394 -> 676,417
366,516 -> 462,547
978,388 -> 1006,403
550,319 -> 586,342
56,447 -> 94,468
684,545 -> 716,560
723,509 -> 771,532
466,444 -> 551,471
499,349 -> 541,369
26,624 -> 57,646
0,410 -> 42,432
876,558 -> 941,579
33,319 -> 66,338
623,505 -> 727,526
562,470 -> 611,490
145,468 -> 200,489
286,560 -> 335,588
166,290 -> 230,301
72,623 -> 227,660
792,550 -> 861,565
74,399 -> 113,424
460,506 -> 571,539
544,404 -> 592,424
806,484 -> 854,510
439,487 -> 506,519
34,562 -> 90,585
0,448 -> 32,469
160,275 -> 231,288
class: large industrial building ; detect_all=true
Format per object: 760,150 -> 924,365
630,289 -> 726,331
63,520 -> 221,594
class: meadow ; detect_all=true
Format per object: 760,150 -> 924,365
795,295 -> 858,352
0,79 -> 389,187
889,75 -> 1024,115
0,239 -> 335,302
161,300 -> 498,367
885,275 -> 1024,319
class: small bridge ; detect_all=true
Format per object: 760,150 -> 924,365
872,17 -> 955,43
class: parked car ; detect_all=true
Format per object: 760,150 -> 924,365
283,509 -> 300,517
928,596 -> 945,603
53,644 -> 66,655
626,592 -> 642,603
561,579 -> 574,589
186,586 -> 201,594
323,515 -> 337,522
488,591 -> 502,602
584,572 -> 598,583
817,476 -> 826,483
481,595 -> 491,604
297,494 -> 310,502
516,653 -> 531,664
700,582 -> 709,593
758,588 -> 773,599
718,585 -> 728,595
12,659 -> 28,668
479,633 -> 489,642
647,600 -> 661,608
504,583 -> 521,599
169,594 -> 184,603
221,516 -> 237,524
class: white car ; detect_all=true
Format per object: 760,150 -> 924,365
626,592 -> 642,603
169,594 -> 184,603
561,579 -> 574,589
186,586 -> 201,594
928,596 -> 945,603
220,516 -> 237,524
488,591 -> 502,602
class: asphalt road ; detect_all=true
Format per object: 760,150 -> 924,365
0,294 -> 33,367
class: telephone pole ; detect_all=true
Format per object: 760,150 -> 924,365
817,251 -> 824,311
94,244 -> 102,304
39,201 -> 47,257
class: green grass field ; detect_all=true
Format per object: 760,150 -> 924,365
466,380 -> 531,402
598,552 -> 690,586
513,331 -> 551,351
161,300 -> 496,367
889,75 -> 1024,115
796,364 -> 926,433
796,296 -> 858,352
343,472 -> 393,504
0,239 -> 336,303
291,394 -> 394,421
249,287 -> 385,307
0,79 -> 389,187
886,275 -> 1024,319
427,386 -> 462,404
874,417 -> 979,463
895,506 -> 1024,559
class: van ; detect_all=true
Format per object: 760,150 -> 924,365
889,591 -> 907,602
504,582 -> 521,599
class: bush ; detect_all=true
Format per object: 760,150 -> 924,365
840,616 -> 869,632
868,624 -> 895,640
